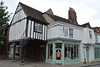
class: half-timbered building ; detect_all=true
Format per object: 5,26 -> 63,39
9,2 -> 48,62
9,2 -> 100,65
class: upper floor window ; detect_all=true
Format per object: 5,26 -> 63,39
89,31 -> 92,39
35,23 -> 42,33
69,29 -> 73,38
64,29 -> 68,36
95,34 -> 98,42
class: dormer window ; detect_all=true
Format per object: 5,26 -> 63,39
89,31 -> 92,39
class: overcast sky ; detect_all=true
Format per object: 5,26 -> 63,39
2,0 -> 100,27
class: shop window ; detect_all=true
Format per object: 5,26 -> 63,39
69,29 -> 73,38
95,48 -> 100,58
64,44 -> 79,60
55,43 -> 62,48
48,44 -> 53,59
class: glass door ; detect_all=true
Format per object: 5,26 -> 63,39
55,43 -> 62,63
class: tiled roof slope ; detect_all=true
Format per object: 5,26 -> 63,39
19,2 -> 100,32
81,22 -> 91,28
19,2 -> 81,26
92,27 -> 100,33
47,13 -> 71,24
19,2 -> 47,24
81,22 -> 100,33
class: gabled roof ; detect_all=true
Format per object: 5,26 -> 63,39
81,22 -> 91,28
47,13 -> 70,24
19,2 -> 80,25
45,9 -> 54,15
92,27 -> 100,33
19,2 -> 47,24
81,22 -> 100,33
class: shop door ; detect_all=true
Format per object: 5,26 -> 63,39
56,49 -> 62,63
55,43 -> 62,64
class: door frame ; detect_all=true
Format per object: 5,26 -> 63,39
86,47 -> 89,62
55,48 -> 62,63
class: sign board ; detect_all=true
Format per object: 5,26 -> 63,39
83,46 -> 85,48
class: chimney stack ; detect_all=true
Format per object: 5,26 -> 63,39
68,7 -> 78,24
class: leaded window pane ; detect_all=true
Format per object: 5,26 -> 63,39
35,23 -> 42,33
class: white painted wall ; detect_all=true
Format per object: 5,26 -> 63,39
80,43 -> 86,62
11,6 -> 26,25
80,43 -> 95,62
89,45 -> 94,62
9,5 -> 28,42
48,25 -> 59,39
16,4 -> 22,12
47,21 -> 82,40
26,20 -> 47,40
82,28 -> 95,44
9,19 -> 26,41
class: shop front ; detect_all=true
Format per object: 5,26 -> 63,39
46,38 -> 81,65
94,43 -> 100,61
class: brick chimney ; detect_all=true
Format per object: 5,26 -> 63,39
68,7 -> 78,24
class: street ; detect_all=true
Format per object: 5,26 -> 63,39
0,58 -> 100,67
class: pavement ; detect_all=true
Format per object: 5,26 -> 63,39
0,55 -> 100,67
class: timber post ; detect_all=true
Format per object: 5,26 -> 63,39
20,37 -> 30,65
12,42 -> 16,62
20,39 -> 25,65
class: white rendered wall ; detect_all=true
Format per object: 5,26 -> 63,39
47,21 -> 82,40
9,19 -> 26,41
89,45 -> 94,62
80,43 -> 86,62
11,6 -> 26,25
82,28 -> 95,44
47,25 -> 59,39
80,43 -> 95,62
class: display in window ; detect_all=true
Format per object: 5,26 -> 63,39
64,44 -> 79,60
56,50 -> 61,60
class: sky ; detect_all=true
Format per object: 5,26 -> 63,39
2,0 -> 100,27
